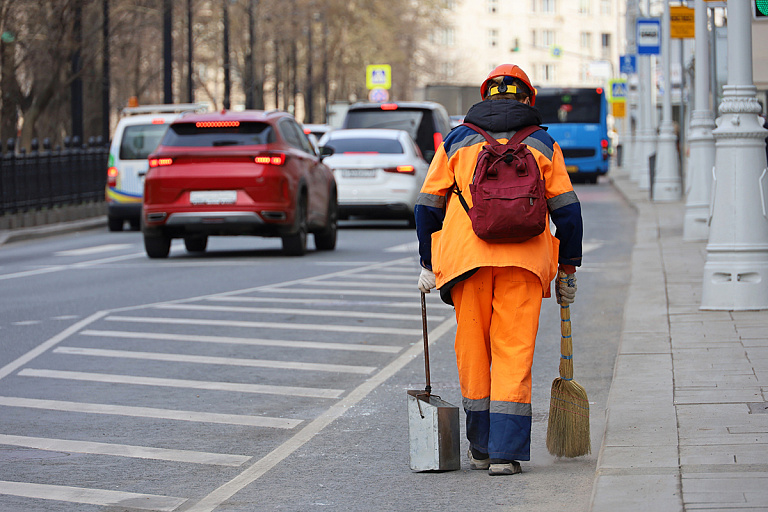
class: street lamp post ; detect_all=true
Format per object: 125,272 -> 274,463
683,0 -> 716,240
652,0 -> 682,201
633,0 -> 656,190
701,0 -> 768,310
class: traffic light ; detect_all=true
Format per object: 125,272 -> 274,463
755,0 -> 768,19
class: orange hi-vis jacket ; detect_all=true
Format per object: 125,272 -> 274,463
414,99 -> 582,303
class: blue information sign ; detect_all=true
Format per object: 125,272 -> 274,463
637,18 -> 661,55
620,54 -> 637,75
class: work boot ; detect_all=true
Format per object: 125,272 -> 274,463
467,448 -> 490,470
488,461 -> 522,475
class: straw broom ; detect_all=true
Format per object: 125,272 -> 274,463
546,272 -> 590,457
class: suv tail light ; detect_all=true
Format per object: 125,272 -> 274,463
254,153 -> 286,165
601,139 -> 609,160
380,103 -> 398,111
107,167 -> 118,187
383,165 -> 415,175
149,157 -> 173,168
433,132 -> 443,151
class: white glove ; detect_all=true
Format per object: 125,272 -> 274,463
556,272 -> 577,305
417,268 -> 436,293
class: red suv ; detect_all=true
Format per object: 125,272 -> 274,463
142,110 -> 337,257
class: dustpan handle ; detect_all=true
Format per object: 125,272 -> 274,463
421,292 -> 431,395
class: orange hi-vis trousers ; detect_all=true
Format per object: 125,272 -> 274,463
451,266 -> 543,461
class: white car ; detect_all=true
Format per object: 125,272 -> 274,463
319,129 -> 429,226
106,103 -> 206,231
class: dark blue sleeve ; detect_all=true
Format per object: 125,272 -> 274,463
414,203 -> 445,270
550,202 -> 583,267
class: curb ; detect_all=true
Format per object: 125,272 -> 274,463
0,216 -> 108,246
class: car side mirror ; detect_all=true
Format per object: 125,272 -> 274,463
319,145 -> 335,161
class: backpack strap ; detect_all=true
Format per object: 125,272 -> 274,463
453,123 -> 541,213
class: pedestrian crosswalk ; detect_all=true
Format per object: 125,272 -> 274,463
0,258 -> 455,510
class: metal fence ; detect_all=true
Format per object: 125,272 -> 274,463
0,137 -> 108,217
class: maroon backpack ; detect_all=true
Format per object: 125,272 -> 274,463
453,123 -> 547,243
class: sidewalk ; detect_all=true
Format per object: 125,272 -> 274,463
591,169 -> 768,511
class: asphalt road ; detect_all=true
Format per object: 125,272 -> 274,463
0,179 -> 636,511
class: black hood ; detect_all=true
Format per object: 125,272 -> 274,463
463,99 -> 542,132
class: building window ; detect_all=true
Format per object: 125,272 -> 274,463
600,0 -> 611,15
542,64 -> 556,82
438,27 -> 455,46
442,0 -> 456,9
488,0 -> 498,13
542,0 -> 556,13
578,0 -> 590,15
580,32 -> 592,51
489,29 -> 499,47
440,62 -> 455,80
531,30 -> 536,48
543,29 -> 555,47
601,32 -> 611,57
531,0 -> 536,12
579,64 -> 590,82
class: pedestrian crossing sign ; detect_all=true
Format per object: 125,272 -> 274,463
366,65 -> 392,90
608,79 -> 628,103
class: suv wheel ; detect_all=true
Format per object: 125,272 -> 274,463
184,235 -> 208,253
144,232 -> 171,258
314,192 -> 337,251
282,196 -> 308,256
108,217 -> 124,232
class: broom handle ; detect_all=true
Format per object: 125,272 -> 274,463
559,272 -> 574,381
421,292 -> 432,395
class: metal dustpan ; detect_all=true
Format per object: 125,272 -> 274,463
407,292 -> 460,472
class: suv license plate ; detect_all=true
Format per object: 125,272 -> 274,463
190,190 -> 237,205
341,169 -> 376,178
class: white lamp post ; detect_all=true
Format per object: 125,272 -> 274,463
633,0 -> 657,190
651,0 -> 681,201
683,0 -> 716,240
701,0 -> 768,310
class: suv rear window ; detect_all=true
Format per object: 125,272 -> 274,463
344,110 -> 424,141
326,137 -> 404,154
119,124 -> 169,160
162,122 -> 276,147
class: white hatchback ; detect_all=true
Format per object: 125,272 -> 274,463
318,129 -> 429,227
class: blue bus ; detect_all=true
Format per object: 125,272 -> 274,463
535,87 -> 610,183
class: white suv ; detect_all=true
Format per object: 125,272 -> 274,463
106,104 -> 206,231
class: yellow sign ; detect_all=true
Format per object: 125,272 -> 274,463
670,6 -> 695,39
366,65 -> 391,90
612,102 -> 626,118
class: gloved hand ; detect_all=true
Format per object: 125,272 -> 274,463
556,270 -> 577,305
418,267 -> 436,293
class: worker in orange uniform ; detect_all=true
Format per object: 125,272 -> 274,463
414,64 -> 582,476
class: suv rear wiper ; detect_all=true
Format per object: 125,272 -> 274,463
212,140 -> 240,146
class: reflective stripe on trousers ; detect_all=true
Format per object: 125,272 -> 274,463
451,266 -> 542,461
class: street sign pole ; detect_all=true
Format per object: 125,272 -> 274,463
701,0 -> 768,310
683,0 -> 716,241
652,0 -> 682,201
623,0 -> 640,183
635,10 -> 659,190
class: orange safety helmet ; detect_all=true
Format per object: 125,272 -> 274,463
480,64 -> 536,106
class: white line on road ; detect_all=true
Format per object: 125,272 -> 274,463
18,368 -> 344,399
205,295 -> 446,310
105,315 -> 422,336
53,346 -> 376,374
185,315 -> 458,512
384,241 -> 419,252
0,396 -> 302,428
155,303 -> 436,321
301,279 -> 413,289
55,244 -> 134,256
256,287 -> 415,298
0,253 -> 145,281
0,433 -> 251,466
0,480 -> 187,511
80,329 -> 403,353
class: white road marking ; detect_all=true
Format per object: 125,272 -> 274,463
11,320 -> 41,326
18,369 -> 343,399
0,433 -> 250,466
583,241 -> 602,254
206,295 -> 437,309
54,346 -> 376,374
186,315 -> 458,512
155,303 -> 435,321
0,480 -> 187,511
51,315 -> 80,320
105,315 -> 422,336
302,279 -> 412,289
55,244 -> 133,256
0,396 -> 301,428
384,241 -> 419,252
257,287 -> 414,298
0,253 -> 144,281
80,329 -> 402,354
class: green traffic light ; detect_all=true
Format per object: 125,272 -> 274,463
757,0 -> 768,16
